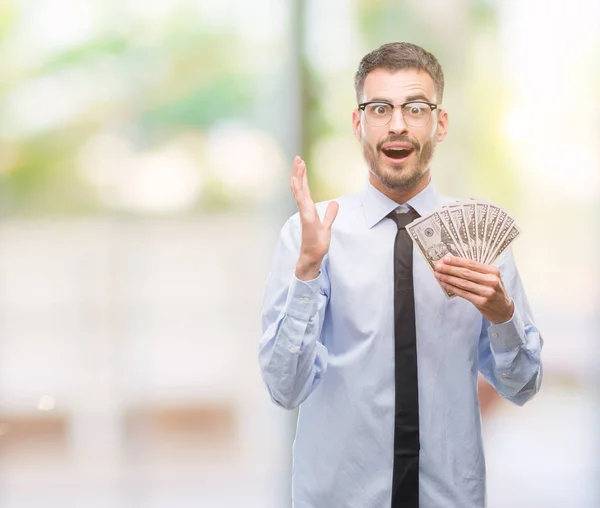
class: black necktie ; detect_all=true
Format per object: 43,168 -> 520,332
387,207 -> 421,508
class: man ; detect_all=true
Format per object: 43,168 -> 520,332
258,42 -> 542,508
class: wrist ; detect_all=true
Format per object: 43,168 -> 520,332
295,257 -> 322,281
490,298 -> 514,324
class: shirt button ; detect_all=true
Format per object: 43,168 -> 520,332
288,345 -> 299,353
491,332 -> 499,338
300,297 -> 309,304
500,372 -> 508,378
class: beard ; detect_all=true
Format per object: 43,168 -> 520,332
362,134 -> 436,192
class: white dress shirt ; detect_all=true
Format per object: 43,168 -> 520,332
259,180 -> 543,508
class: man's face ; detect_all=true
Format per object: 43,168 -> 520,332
352,68 -> 448,193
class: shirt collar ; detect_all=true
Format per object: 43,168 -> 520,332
360,178 -> 442,229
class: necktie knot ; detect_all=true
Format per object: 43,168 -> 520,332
387,207 -> 420,230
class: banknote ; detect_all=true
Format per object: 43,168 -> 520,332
463,203 -> 477,261
406,199 -> 520,296
487,224 -> 520,263
438,208 -> 467,258
475,203 -> 488,262
405,213 -> 460,298
481,205 -> 501,263
485,215 -> 517,264
447,204 -> 473,260
480,205 -> 501,263
483,208 -> 507,264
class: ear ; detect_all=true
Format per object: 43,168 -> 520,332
352,109 -> 361,141
436,108 -> 448,142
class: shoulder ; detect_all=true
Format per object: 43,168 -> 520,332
316,192 -> 361,216
436,193 -> 464,206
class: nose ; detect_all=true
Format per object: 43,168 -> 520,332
388,106 -> 409,134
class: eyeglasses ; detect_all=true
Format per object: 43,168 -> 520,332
357,100 -> 439,128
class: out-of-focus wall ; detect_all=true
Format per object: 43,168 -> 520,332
0,217 -> 288,507
0,0 -> 296,506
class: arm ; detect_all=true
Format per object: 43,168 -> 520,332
259,218 -> 330,410
258,156 -> 339,410
478,307 -> 542,406
478,250 -> 542,405
434,251 -> 543,405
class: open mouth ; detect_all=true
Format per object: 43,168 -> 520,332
381,146 -> 415,161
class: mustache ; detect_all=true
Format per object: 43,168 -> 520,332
376,136 -> 420,152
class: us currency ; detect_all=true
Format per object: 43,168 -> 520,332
463,203 -> 477,261
483,209 -> 507,264
487,224 -> 520,263
438,208 -> 467,258
406,213 -> 461,298
445,204 -> 472,259
483,208 -> 510,264
475,203 -> 489,262
481,205 -> 501,263
485,215 -> 517,264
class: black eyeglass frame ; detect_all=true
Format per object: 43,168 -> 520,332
357,100 -> 440,126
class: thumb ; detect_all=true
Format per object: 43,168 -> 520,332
323,201 -> 339,230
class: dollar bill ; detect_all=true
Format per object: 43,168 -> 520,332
487,224 -> 520,263
438,208 -> 467,258
481,205 -> 501,263
483,209 -> 507,264
463,203 -> 477,261
475,203 -> 488,262
406,213 -> 460,298
483,208 -> 508,263
486,215 -> 517,264
445,204 -> 472,259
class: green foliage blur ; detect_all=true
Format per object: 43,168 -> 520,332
0,0 -> 516,216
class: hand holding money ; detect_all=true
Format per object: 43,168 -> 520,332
405,200 -> 520,316
433,254 -> 514,324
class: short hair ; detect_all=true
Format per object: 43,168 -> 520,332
354,42 -> 445,103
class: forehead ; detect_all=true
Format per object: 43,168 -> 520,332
361,68 -> 436,102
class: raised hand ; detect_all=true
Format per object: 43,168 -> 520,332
290,156 -> 339,281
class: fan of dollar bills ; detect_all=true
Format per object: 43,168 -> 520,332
406,201 -> 520,298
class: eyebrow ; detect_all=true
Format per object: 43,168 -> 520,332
366,94 -> 432,103
405,93 -> 432,102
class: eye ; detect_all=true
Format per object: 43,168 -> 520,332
405,103 -> 427,116
368,103 -> 391,116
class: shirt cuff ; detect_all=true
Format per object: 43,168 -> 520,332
282,273 -> 322,320
488,304 -> 526,353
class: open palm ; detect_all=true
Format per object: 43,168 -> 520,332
290,156 -> 339,279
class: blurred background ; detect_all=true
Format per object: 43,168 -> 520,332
0,0 -> 599,507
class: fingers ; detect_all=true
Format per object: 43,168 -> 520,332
434,253 -> 504,305
300,159 -> 313,202
291,156 -> 312,213
290,156 -> 302,199
290,156 -> 339,229
435,271 -> 496,299
290,157 -> 298,197
438,254 -> 501,276
438,280 -> 487,308
436,255 -> 514,323
291,156 -> 314,206
439,278 -> 514,324
323,201 -> 339,229
434,257 -> 500,287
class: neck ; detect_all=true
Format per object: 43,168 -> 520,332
369,169 -> 431,205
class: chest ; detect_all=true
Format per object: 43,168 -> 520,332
323,227 -> 483,365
